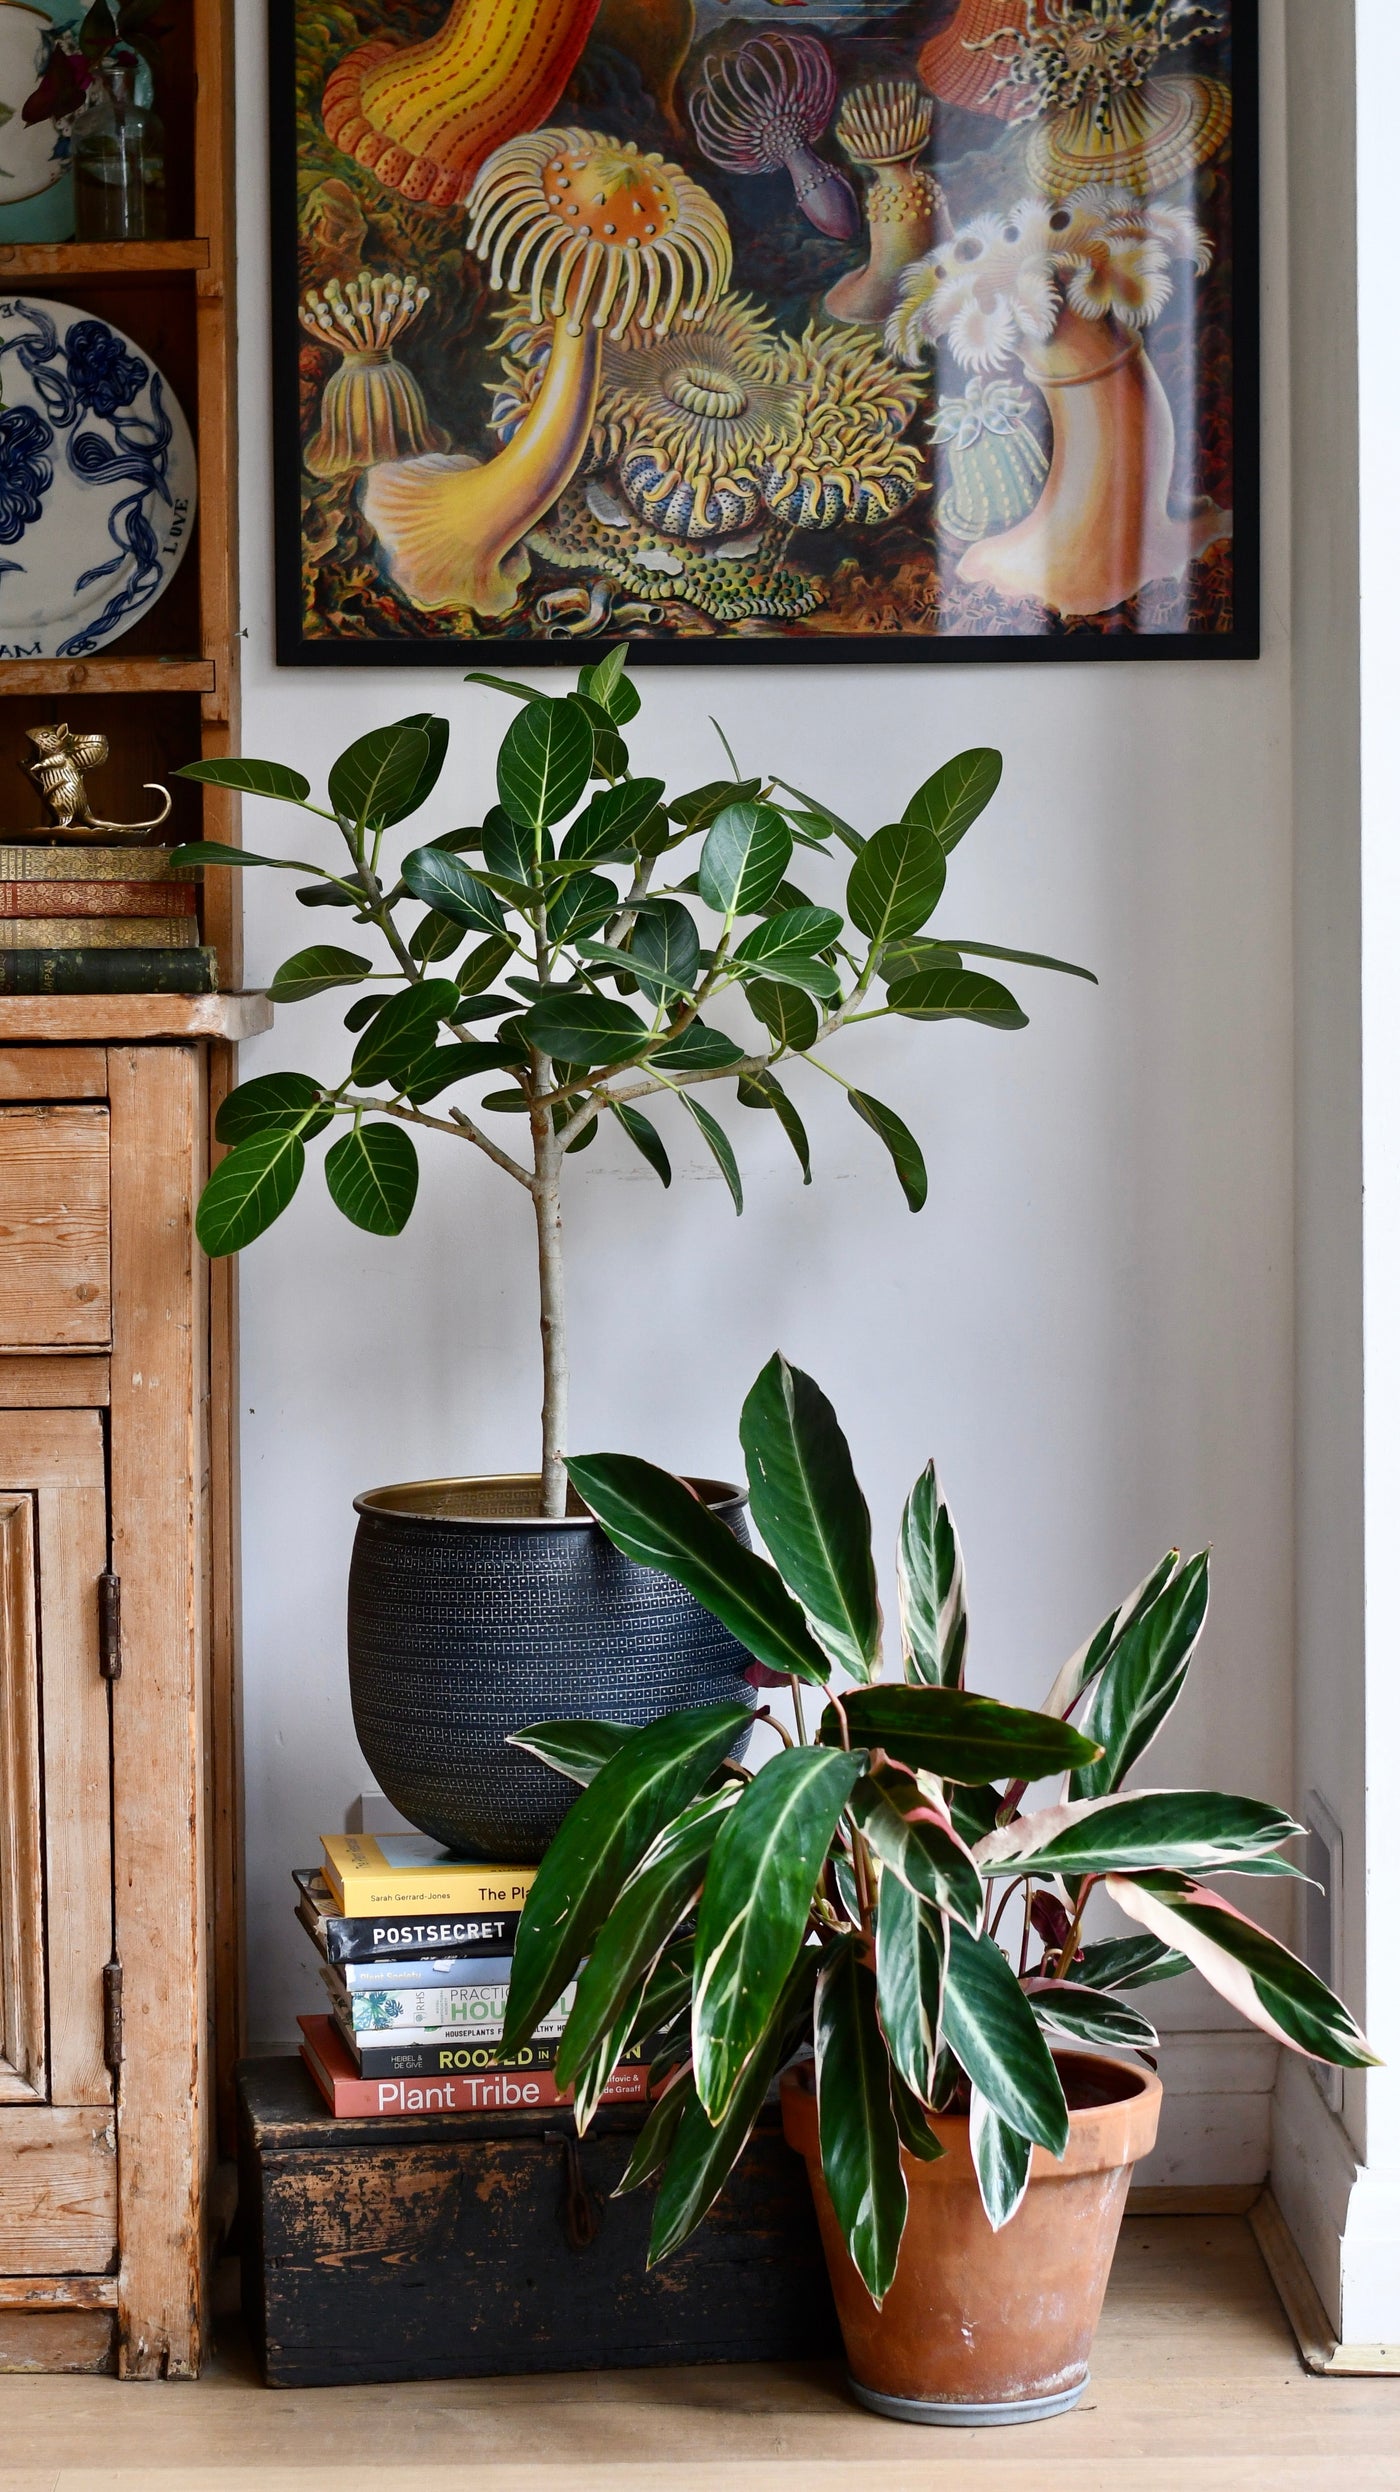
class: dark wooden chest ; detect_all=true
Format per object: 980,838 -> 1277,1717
236,2058 -> 840,2388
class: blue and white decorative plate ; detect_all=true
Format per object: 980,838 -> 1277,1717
0,296 -> 196,659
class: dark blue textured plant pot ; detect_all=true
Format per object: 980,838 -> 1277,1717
347,1475 -> 758,1863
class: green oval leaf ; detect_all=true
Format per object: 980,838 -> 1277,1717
507,1718 -> 636,1788
545,871 -> 618,946
1026,1982 -> 1159,2054
887,961 -> 1027,1030
739,1354 -> 880,1681
175,757 -> 311,803
815,1941 -> 907,2304
746,979 -> 819,1054
267,946 -> 371,1001
498,696 -> 594,829
847,1088 -> 927,1212
402,847 -> 507,935
610,1101 -> 671,1186
520,993 -> 649,1067
566,1452 -> 832,1687
651,1020 -> 746,1072
731,951 -> 840,1001
902,749 -> 1003,854
1074,1935 -> 1189,1992
876,1873 -> 946,2107
629,901 -> 701,1006
695,1747 -> 864,2118
324,1123 -> 419,1235
197,1129 -> 305,1256
1072,1553 -> 1211,1799
898,1461 -> 968,1688
821,1685 -> 1101,1784
350,980 -> 458,1087
329,721 -> 432,830
169,840 -> 293,871
847,820 -> 947,948
681,1093 -> 742,1213
561,777 -> 667,864
502,1701 -> 754,2055
698,801 -> 793,917
215,1072 -> 331,1146
578,641 -> 641,726
851,1762 -> 981,1930
482,805 -> 541,884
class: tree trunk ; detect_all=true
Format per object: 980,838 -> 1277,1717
532,1088 -> 568,1519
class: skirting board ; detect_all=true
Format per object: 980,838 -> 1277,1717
1250,2186 -> 1400,2374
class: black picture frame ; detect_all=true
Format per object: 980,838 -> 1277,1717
270,0 -> 1260,670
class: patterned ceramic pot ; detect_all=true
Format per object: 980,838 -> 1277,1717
347,1473 -> 758,1861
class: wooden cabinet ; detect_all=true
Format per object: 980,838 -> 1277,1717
0,1000 -> 268,2377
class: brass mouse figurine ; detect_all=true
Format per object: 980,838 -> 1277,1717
24,725 -> 173,841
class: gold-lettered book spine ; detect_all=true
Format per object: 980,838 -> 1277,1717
0,917 -> 200,948
0,845 -> 188,880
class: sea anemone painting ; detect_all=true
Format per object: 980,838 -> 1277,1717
888,188 -> 1231,614
281,0 -> 1251,652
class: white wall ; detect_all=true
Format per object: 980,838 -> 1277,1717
233,0 -> 1297,2168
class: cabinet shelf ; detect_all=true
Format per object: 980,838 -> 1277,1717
0,660 -> 215,697
0,241 -> 210,281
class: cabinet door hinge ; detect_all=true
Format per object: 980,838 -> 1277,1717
102,1958 -> 123,2071
98,1572 -> 121,1680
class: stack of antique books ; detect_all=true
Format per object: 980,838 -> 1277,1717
0,842 -> 215,993
294,1832 -> 649,2117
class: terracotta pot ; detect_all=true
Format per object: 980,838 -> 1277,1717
781,2049 -> 1161,2425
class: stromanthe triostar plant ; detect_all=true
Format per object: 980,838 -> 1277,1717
501,1354 -> 1377,2302
173,647 -> 1093,1514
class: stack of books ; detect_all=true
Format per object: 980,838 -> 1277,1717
0,843 -> 215,993
294,1832 -> 650,2118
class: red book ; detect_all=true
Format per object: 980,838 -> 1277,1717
298,2014 -> 650,2118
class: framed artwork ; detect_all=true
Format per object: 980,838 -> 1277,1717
271,0 -> 1259,667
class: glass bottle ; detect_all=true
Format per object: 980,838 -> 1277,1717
72,55 -> 166,243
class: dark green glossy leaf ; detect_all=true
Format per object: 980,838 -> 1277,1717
629,901 -> 700,1006
939,938 -> 1096,984
1072,1553 -> 1210,1798
739,1354 -> 879,1681
402,846 -> 507,935
196,1129 -> 305,1256
738,1072 -> 811,1183
816,1942 -> 907,2303
1108,1872 -> 1378,2067
465,670 -> 538,702
694,1748 -> 863,2118
876,1872 -> 946,2106
771,777 -> 863,855
562,777 -> 667,864
520,993 -> 648,1067
969,2090 -> 1033,2230
734,906 -> 843,961
170,839 -> 297,870
1026,1982 -> 1159,2053
847,820 -> 946,947
559,1787 -> 740,2091
1075,1935 -> 1189,1991
942,1925 -> 1068,2153
577,938 -> 690,999
974,1790 -> 1300,1881
545,871 -> 618,945
400,712 -> 449,815
948,1781 -> 1005,1846
890,2063 -> 945,2162
344,993 -> 390,1033
267,945 -> 371,1001
1039,1552 -> 1180,1724
215,1072 -> 331,1146
497,696 -> 594,828
852,1763 -> 981,1929
698,802 -> 792,916
887,961 -> 1027,1030
410,907 -> 466,963
898,1460 -> 968,1688
482,805 -> 542,883
566,1452 -> 831,1686
730,949 -> 840,1001
847,1089 -> 927,1213
174,757 -> 310,803
503,1701 -> 753,2055
651,1021 -> 746,1072
747,979 -> 819,1054
403,1040 -> 514,1102
566,1116 -> 598,1154
324,1123 -> 418,1235
611,1100 -> 671,1186
902,748 -> 1002,854
615,2075 -> 690,2197
681,1093 -> 742,1213
351,980 -> 458,1087
648,1949 -> 818,2262
578,642 -> 641,726
506,1718 -> 635,1787
669,776 -> 762,832
567,689 -> 628,781
457,931 -> 518,994
329,720 -> 431,830
571,1938 -> 693,2135
821,1685 -> 1101,1785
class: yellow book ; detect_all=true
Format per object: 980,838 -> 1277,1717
320,1833 -> 537,1918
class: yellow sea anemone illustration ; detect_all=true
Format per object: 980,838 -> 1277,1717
361,129 -> 731,618
826,81 -> 947,328
300,273 -> 447,477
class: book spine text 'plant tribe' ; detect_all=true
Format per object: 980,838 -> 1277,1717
298,2016 -> 650,2118
320,1833 -> 538,1917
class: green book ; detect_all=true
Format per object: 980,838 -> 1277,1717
0,948 -> 217,994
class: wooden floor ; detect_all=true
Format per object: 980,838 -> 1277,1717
0,2218 -> 1397,2490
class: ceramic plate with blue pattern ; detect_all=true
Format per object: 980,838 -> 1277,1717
0,296 -> 196,659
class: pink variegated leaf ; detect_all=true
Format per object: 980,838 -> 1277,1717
1106,1873 -> 1377,2068
973,1789 -> 1299,1880
1039,1550 -> 1180,1723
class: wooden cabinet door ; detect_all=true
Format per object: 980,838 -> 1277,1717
0,1411 -> 116,2276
